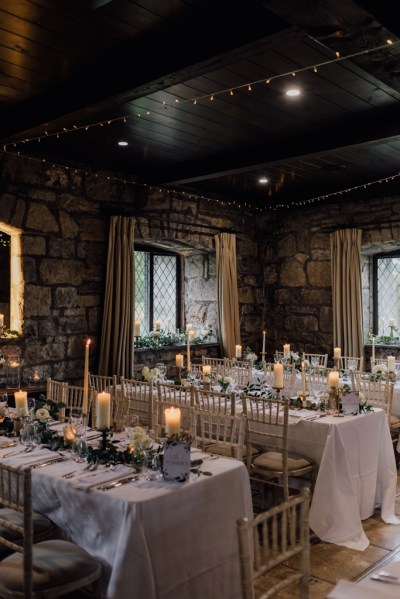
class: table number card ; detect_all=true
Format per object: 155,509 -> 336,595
163,440 -> 191,482
342,391 -> 360,416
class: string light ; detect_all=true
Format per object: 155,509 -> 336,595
3,40 -> 398,152
2,147 -> 398,214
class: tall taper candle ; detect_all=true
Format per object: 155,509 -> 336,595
82,339 -> 90,416
262,331 -> 266,354
274,363 -> 283,389
301,361 -> 306,396
372,335 -> 375,363
187,332 -> 191,371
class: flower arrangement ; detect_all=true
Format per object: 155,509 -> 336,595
217,375 -> 234,392
142,366 -> 159,382
243,346 -> 258,362
135,326 -> 214,349
0,327 -> 20,339
129,425 -> 152,448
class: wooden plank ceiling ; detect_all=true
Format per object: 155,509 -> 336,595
1,0 -> 400,210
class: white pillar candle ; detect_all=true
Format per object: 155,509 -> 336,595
202,365 -> 211,375
334,347 -> 341,359
328,371 -> 339,389
134,321 -> 141,336
14,390 -> 28,417
388,356 -> 396,372
235,344 -> 242,358
301,361 -> 306,396
164,406 -> 181,436
372,335 -> 375,362
96,392 -> 111,429
155,320 -> 161,331
262,331 -> 266,354
186,323 -> 193,331
0,314 -> 4,328
187,333 -> 191,371
389,319 -> 395,327
176,353 -> 184,368
283,344 -> 290,360
274,363 -> 283,389
82,339 -> 90,416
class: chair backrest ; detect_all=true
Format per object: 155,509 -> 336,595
261,363 -> 296,395
194,387 -> 236,415
120,377 -> 154,428
193,411 -> 246,460
237,487 -> 310,599
46,378 -> 68,404
339,356 -> 363,372
350,371 -> 394,423
157,382 -> 195,407
64,384 -> 95,414
302,353 -> 328,367
89,373 -> 118,396
370,357 -> 400,378
201,356 -> 225,376
241,394 -> 289,495
224,359 -> 253,387
304,365 -> 331,389
153,397 -> 194,440
0,463 -> 33,599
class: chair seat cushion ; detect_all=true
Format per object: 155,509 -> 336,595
253,450 -> 312,472
0,539 -> 101,593
0,508 -> 55,554
205,443 -> 258,458
390,414 -> 400,427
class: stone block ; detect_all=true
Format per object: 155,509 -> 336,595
39,259 -> 84,285
24,285 -> 51,317
280,259 -> 306,286
59,211 -> 79,238
23,258 -> 37,283
54,287 -> 78,308
27,204 -> 59,232
24,235 -> 46,255
277,234 -> 296,257
307,261 -> 331,287
59,316 -> 88,334
238,286 -> 255,303
49,239 -> 76,258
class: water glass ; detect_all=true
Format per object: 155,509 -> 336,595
19,422 -> 38,450
155,362 -> 167,382
124,414 -> 140,444
347,358 -> 357,372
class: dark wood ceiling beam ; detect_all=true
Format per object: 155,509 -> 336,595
0,0 -> 288,142
154,103 -> 400,185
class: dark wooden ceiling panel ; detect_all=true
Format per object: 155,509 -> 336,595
1,0 -> 400,209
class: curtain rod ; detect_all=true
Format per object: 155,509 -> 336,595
320,219 -> 400,233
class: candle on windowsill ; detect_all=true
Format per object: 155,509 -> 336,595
82,339 -> 90,417
334,347 -> 341,360
186,323 -> 193,332
283,344 -> 290,360
388,356 -> 396,372
202,365 -> 211,376
0,314 -> 4,328
187,333 -> 191,371
164,406 -> 181,436
155,320 -> 161,331
389,319 -> 395,327
301,361 -> 306,396
274,363 -> 283,389
372,335 -> 375,362
14,390 -> 28,417
176,353 -> 184,368
235,344 -> 242,359
134,321 -> 141,336
96,392 -> 111,429
262,331 -> 266,354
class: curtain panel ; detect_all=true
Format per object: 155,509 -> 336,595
330,228 -> 364,359
215,233 -> 241,359
99,216 -> 135,378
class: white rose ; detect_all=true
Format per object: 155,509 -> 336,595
35,408 -> 50,422
372,363 -> 388,373
142,367 -> 149,377
358,392 -> 366,406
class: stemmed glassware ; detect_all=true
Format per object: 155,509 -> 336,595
155,362 -> 167,383
347,358 -> 357,373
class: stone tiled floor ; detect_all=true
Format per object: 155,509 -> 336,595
255,474 -> 400,598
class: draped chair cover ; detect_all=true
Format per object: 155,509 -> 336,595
330,228 -> 364,360
99,216 -> 135,378
215,233 -> 241,359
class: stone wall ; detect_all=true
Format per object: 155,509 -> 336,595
0,153 -> 262,384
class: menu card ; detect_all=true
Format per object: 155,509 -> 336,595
163,440 -> 191,482
342,391 -> 360,416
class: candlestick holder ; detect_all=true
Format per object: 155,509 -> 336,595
333,358 -> 339,370
177,366 -> 182,383
298,392 -> 308,407
273,386 -> 283,399
134,334 -> 141,348
390,325 -> 395,337
260,351 -> 267,364
97,427 -> 113,451
329,387 -> 343,417
73,414 -> 88,462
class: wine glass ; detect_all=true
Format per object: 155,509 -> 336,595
155,362 -> 167,383
311,356 -> 320,368
19,422 -> 38,451
123,414 -> 140,445
347,358 -> 357,372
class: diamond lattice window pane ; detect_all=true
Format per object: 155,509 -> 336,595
135,252 -> 150,336
377,256 -> 400,334
153,255 -> 177,329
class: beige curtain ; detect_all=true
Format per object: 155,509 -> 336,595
330,228 -> 364,359
99,216 -> 135,378
215,233 -> 241,359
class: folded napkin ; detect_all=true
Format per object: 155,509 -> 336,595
5,448 -> 58,468
327,579 -> 395,598
72,464 -> 134,490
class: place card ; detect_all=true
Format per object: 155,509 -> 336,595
163,439 -> 191,482
342,391 -> 360,416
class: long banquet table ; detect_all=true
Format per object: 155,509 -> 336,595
284,408 -> 400,550
0,440 -> 252,599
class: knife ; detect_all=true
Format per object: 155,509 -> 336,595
371,575 -> 400,585
30,457 -> 67,469
97,476 -> 137,491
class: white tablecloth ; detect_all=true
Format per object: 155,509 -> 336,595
285,409 -> 399,550
3,443 -> 252,599
327,557 -> 400,597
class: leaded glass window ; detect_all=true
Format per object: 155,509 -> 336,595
373,252 -> 400,336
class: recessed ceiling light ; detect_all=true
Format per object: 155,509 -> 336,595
286,88 -> 301,97
259,177 -> 269,184
118,141 -> 128,146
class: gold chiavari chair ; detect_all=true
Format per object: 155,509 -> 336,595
193,411 -> 246,460
201,356 -> 226,378
0,463 -> 102,599
302,353 -> 328,367
46,378 -> 68,405
339,356 -> 363,372
241,394 -> 316,507
120,377 -> 154,429
237,487 -> 310,599
350,371 -> 394,424
91,394 -> 129,432
89,373 -> 118,396
193,387 -> 236,415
